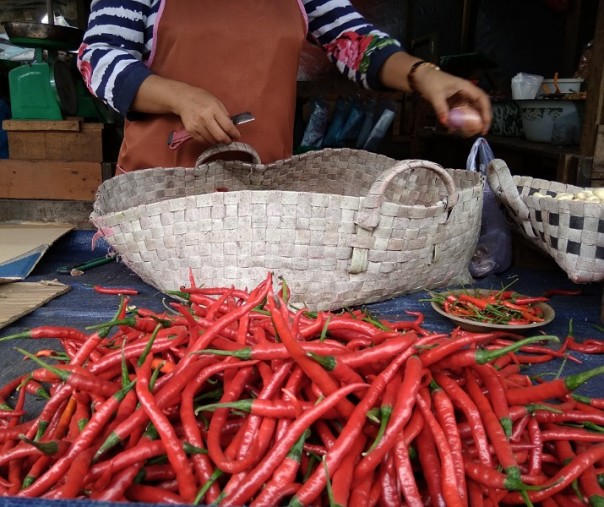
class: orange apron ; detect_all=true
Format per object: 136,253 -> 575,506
118,0 -> 306,171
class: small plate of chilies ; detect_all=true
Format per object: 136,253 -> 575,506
430,288 -> 555,333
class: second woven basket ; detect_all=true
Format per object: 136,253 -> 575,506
487,158 -> 604,283
91,146 -> 484,311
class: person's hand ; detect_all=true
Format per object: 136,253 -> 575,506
412,65 -> 492,137
172,84 -> 241,145
131,75 -> 241,145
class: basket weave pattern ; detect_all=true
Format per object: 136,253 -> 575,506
487,159 -> 604,283
92,147 -> 484,310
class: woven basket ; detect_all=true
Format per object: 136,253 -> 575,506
91,144 -> 484,310
487,158 -> 604,283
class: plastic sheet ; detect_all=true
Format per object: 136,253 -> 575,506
0,231 -> 602,506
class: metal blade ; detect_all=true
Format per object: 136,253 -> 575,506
230,112 -> 255,125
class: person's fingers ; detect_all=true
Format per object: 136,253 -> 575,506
216,114 -> 241,141
191,122 -> 233,145
429,94 -> 452,129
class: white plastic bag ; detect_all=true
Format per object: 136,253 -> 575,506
511,72 -> 543,100
467,138 -> 513,277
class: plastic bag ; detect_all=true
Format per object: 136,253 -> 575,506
362,101 -> 396,152
322,98 -> 351,148
467,138 -> 513,277
299,97 -> 329,151
511,72 -> 543,100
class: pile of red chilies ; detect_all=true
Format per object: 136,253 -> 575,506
1,272 -> 603,506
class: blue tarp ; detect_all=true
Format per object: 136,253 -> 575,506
0,230 -> 602,505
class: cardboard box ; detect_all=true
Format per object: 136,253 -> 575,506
2,119 -> 104,162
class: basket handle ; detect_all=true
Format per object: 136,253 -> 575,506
348,159 -> 458,274
486,159 -> 531,220
194,142 -> 262,167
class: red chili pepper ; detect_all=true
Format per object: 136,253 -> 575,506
347,469 -> 375,506
90,459 -> 144,501
18,378 -> 135,497
378,452 -> 399,507
329,434 -> 367,507
93,285 -> 139,296
503,443 -> 604,503
416,386 -> 465,507
433,371 -> 493,468
205,366 -> 264,478
565,336 -> 604,354
52,448 -> 94,499
415,423 -> 446,506
458,293 -> 492,310
135,353 -> 197,502
511,296 -> 550,305
393,428 -> 423,505
542,289 -> 582,298
17,349 -> 118,398
295,337 -> 431,502
429,379 -> 467,503
306,351 -> 365,385
249,430 -> 309,507
526,417 -> 543,476
429,335 -> 558,369
221,382 -> 368,505
353,355 -> 424,481
222,362 -> 294,497
125,483 -> 185,504
507,364 -> 604,405
266,295 -> 356,418
473,363 -> 513,438
465,368 -> 527,490
200,340 -> 346,362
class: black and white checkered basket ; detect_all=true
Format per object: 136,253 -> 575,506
487,159 -> 604,283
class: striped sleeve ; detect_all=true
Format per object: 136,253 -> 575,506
303,0 -> 403,89
77,0 -> 158,116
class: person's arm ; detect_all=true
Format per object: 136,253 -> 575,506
131,75 -> 240,145
378,52 -> 493,136
77,0 -> 239,145
77,0 -> 154,116
305,0 -> 491,136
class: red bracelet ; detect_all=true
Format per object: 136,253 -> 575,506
407,60 -> 440,94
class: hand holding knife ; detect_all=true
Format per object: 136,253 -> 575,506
168,112 -> 255,150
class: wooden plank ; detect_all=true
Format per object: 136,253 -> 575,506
594,125 -> 604,167
6,123 -> 104,162
0,160 -> 102,201
0,199 -> 96,228
555,153 -> 578,185
580,0 -> 604,158
2,119 -> 81,132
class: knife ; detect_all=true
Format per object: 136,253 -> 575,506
230,111 -> 255,125
168,112 -> 255,150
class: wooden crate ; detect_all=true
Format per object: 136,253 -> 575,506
0,160 -> 103,201
2,119 -> 104,163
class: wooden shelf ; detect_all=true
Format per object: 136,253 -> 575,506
414,128 -> 582,183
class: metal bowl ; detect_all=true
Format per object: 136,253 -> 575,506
2,22 -> 83,50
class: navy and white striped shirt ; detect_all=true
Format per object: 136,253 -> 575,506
77,0 -> 403,116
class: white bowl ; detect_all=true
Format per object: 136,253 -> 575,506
537,78 -> 583,97
516,99 -> 583,144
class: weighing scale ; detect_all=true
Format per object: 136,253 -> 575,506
1,19 -> 92,121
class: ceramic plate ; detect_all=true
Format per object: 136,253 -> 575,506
430,288 -> 555,333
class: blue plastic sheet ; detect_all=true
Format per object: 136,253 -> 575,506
0,231 -> 602,505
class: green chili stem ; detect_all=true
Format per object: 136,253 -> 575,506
475,335 -> 559,365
